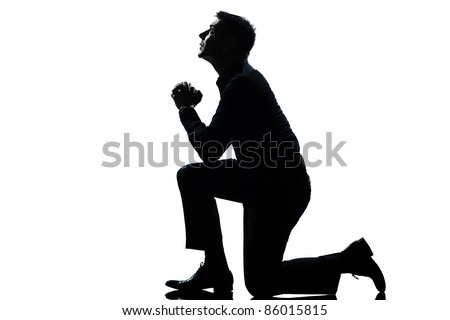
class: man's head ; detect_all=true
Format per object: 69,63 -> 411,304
198,11 -> 256,62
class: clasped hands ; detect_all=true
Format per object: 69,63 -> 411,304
171,82 -> 203,109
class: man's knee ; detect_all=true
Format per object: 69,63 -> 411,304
176,163 -> 197,185
244,274 -> 276,298
244,264 -> 278,298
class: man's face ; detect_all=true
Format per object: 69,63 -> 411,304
198,20 -> 225,60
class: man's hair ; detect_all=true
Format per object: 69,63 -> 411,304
216,11 -> 256,58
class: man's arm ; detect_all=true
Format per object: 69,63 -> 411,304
179,105 -> 229,164
174,77 -> 252,164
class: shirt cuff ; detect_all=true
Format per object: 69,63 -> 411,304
178,105 -> 194,113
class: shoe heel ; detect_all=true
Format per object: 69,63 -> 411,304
213,272 -> 234,293
358,238 -> 374,257
213,282 -> 233,293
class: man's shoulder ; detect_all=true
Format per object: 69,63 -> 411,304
220,72 -> 254,93
229,72 -> 253,84
228,66 -> 266,87
228,69 -> 271,93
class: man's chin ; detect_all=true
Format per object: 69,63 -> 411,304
198,52 -> 209,60
198,48 -> 212,58
197,51 -> 215,63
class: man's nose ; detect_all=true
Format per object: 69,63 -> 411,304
199,30 -> 208,40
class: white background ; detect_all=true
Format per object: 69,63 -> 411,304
1,0 -> 449,319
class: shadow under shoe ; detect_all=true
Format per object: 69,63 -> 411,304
166,289 -> 233,300
252,294 -> 337,300
165,262 -> 234,293
342,238 -> 386,292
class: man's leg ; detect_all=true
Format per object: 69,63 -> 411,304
242,174 -> 385,297
242,177 -> 341,297
177,159 -> 243,260
166,159 -> 244,292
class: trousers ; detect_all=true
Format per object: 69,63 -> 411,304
177,159 -> 340,297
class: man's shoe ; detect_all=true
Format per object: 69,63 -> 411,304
165,263 -> 233,293
341,238 -> 386,292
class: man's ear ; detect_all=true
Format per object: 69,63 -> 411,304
222,38 -> 237,53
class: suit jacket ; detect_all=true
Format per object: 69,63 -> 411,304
179,60 -> 307,180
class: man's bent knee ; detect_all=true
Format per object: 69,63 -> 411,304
176,163 -> 199,185
244,266 -> 279,298
245,276 -> 277,298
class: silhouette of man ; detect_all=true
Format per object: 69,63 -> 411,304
167,11 -> 385,298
